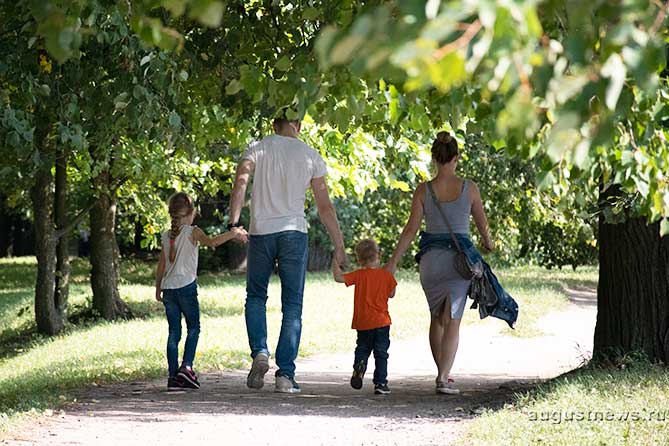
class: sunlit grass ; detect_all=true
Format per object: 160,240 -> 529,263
0,257 -> 596,433
461,359 -> 669,446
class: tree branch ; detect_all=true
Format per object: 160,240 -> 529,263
55,199 -> 98,240
433,20 -> 482,60
651,0 -> 669,35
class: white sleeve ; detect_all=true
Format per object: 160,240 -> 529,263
241,141 -> 260,163
312,151 -> 328,179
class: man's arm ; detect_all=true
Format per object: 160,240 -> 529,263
311,176 -> 345,266
332,261 -> 346,283
229,159 -> 254,226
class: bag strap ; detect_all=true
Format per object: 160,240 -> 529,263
426,181 -> 464,254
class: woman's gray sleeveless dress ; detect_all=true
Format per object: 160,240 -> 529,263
419,179 -> 472,319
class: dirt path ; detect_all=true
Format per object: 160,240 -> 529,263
3,289 -> 596,446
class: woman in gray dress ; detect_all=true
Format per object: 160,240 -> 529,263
386,131 -> 494,394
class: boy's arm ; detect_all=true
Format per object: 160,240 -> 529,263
387,272 -> 397,298
155,251 -> 166,301
192,226 -> 248,248
332,261 -> 346,283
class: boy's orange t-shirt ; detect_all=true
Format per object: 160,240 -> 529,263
343,268 -> 397,330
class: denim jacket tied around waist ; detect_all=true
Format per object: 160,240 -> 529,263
415,231 -> 519,328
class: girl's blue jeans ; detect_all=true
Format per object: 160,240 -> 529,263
163,280 -> 200,377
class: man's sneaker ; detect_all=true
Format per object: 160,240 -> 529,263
177,366 -> 200,389
374,383 -> 391,395
167,376 -> 185,391
350,360 -> 366,390
436,378 -> 459,395
247,353 -> 270,389
275,373 -> 301,394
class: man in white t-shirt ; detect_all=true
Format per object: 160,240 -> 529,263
228,115 -> 345,393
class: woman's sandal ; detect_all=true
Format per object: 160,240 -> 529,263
436,378 -> 460,395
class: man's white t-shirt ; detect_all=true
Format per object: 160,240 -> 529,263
242,134 -> 328,235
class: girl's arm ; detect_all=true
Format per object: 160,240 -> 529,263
469,182 -> 494,252
192,226 -> 248,248
386,183 -> 426,272
332,260 -> 346,283
155,250 -> 166,301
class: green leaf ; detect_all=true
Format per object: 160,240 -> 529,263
190,0 -> 224,28
275,56 -> 292,72
225,79 -> 242,95
169,111 -> 181,128
390,179 -> 411,192
601,53 -> 626,110
178,70 -> 189,81
303,7 -> 319,21
425,0 -> 441,19
162,0 -> 186,16
661,218 -> 669,237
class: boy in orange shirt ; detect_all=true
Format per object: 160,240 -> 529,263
333,239 -> 397,395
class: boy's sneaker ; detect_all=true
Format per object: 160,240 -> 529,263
374,383 -> 391,395
167,376 -> 185,391
275,373 -> 301,394
177,366 -> 200,389
436,378 -> 459,395
247,353 -> 270,389
350,360 -> 366,390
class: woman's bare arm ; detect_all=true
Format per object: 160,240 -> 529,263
386,183 -> 426,272
155,251 -> 166,301
470,181 -> 494,252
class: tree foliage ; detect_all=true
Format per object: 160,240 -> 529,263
315,0 -> 669,232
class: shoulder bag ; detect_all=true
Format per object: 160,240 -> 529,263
426,181 -> 478,280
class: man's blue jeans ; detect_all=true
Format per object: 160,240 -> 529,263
246,231 -> 308,378
354,325 -> 390,385
163,280 -> 200,377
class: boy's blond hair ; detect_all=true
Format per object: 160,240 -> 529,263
354,239 -> 379,264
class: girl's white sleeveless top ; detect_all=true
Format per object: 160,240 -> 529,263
161,225 -> 198,290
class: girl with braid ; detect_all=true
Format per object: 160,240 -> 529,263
155,192 -> 248,390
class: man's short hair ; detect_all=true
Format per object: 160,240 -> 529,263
355,239 -> 379,263
272,117 -> 300,128
272,107 -> 301,128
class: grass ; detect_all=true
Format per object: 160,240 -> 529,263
461,358 -> 669,446
0,257 -> 596,433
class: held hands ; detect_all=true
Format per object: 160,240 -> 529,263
333,246 -> 346,269
230,226 -> 249,243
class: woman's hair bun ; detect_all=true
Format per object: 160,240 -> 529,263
436,131 -> 453,144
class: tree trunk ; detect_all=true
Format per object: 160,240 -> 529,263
594,216 -> 669,362
54,146 -> 70,317
89,169 -> 131,320
32,121 -> 64,335
0,195 -> 9,257
307,239 -> 332,271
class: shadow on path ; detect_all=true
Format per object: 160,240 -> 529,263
4,290 -> 598,446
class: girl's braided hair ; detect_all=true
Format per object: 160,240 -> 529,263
167,192 -> 194,262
